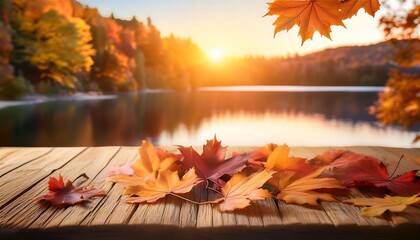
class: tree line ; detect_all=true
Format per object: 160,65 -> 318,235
0,0 -> 396,100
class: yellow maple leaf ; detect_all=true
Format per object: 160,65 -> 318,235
341,0 -> 381,19
344,194 -> 420,217
273,167 -> 345,205
217,170 -> 274,211
126,168 -> 201,203
266,0 -> 345,44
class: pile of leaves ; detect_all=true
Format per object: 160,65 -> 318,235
35,136 -> 420,217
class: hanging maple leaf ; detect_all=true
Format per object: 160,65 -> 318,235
178,136 -> 250,186
272,168 -> 344,205
265,0 -> 381,44
266,0 -> 346,44
126,168 -> 201,203
216,170 -> 274,211
34,175 -> 106,208
265,144 -> 318,177
341,0 -> 381,19
321,151 -> 420,196
344,194 -> 420,217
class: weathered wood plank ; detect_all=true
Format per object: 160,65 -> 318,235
31,147 -> 121,228
0,148 -> 85,210
0,147 -> 53,177
0,148 -> 86,228
81,147 -> 138,226
0,146 -> 419,235
0,148 -> 19,162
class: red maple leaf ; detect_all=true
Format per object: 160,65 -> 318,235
321,151 -> 420,196
178,136 -> 249,186
34,175 -> 106,208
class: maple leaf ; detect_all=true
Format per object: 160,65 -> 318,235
217,170 -> 274,211
178,136 -> 249,185
272,168 -> 345,205
266,0 -> 346,44
344,194 -> 420,217
132,140 -> 178,180
34,175 -> 106,208
321,151 -> 420,196
340,0 -> 381,19
248,143 -> 278,168
126,168 -> 201,203
265,144 -> 317,177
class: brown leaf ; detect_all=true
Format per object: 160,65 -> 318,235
344,194 -> 420,217
34,175 -> 106,208
217,170 -> 274,211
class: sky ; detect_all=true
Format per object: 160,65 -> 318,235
79,0 -> 386,57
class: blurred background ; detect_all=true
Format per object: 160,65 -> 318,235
0,0 -> 419,147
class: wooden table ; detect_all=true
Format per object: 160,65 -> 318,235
1,146 -> 420,240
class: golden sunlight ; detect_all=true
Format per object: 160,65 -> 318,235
207,48 -> 225,63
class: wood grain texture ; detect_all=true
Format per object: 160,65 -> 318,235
0,146 -> 419,239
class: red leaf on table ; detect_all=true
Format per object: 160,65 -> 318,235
321,151 -> 420,196
178,136 -> 249,186
34,175 -> 106,208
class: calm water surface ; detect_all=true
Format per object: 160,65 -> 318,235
0,86 -> 418,147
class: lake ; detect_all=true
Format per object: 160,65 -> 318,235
0,86 -> 418,148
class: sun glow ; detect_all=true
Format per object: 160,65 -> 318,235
207,48 -> 225,63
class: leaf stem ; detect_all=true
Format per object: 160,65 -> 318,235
206,187 -> 223,197
169,193 -> 215,205
389,155 -> 404,179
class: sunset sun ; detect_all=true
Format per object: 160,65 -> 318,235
207,48 -> 225,63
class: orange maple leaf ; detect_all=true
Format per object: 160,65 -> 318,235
132,140 -> 178,180
266,0 -> 345,44
341,0 -> 381,19
272,168 -> 344,205
265,144 -> 317,177
126,168 -> 201,203
217,170 -> 274,211
344,194 -> 420,217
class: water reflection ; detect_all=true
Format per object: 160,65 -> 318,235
0,89 -> 418,147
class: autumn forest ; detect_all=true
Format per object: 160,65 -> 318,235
0,0 -> 403,100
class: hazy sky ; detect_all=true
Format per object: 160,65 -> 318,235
79,0 -> 386,57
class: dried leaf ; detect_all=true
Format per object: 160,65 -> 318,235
126,168 -> 201,203
217,170 -> 274,211
34,175 -> 106,208
248,143 -> 278,168
265,144 -> 317,177
273,168 -> 345,205
178,136 -> 249,185
321,151 -> 420,196
344,194 -> 420,217
132,140 -> 178,180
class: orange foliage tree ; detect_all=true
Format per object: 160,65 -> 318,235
371,0 -> 420,141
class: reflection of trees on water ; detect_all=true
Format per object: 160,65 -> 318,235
0,91 -> 382,146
